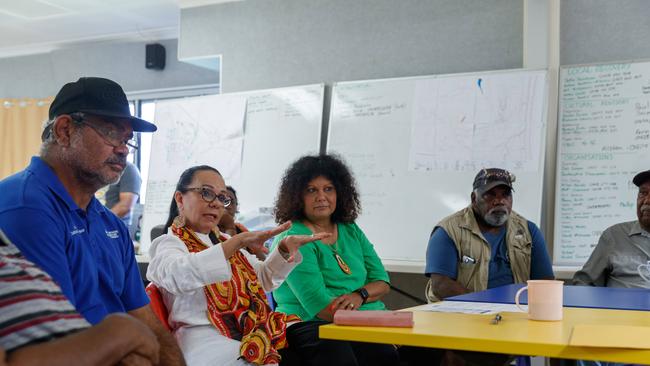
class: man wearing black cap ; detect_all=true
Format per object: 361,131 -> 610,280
425,168 -> 554,302
0,77 -> 184,365
573,170 -> 650,289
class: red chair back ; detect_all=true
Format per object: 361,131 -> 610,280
145,282 -> 171,331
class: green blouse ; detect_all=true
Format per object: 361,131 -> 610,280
271,221 -> 390,321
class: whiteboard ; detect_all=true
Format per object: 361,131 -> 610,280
554,60 -> 650,266
140,84 -> 324,254
327,70 -> 548,271
229,84 -> 324,220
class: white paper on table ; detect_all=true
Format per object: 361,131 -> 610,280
418,301 -> 527,315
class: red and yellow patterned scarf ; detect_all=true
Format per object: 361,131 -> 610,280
171,223 -> 300,364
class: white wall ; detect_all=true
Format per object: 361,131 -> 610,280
0,38 -> 219,98
561,0 -> 650,66
180,0 -> 524,93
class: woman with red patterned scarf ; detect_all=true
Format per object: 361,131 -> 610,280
146,165 -> 328,366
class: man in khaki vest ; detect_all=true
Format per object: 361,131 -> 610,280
425,168 -> 554,366
425,168 -> 554,301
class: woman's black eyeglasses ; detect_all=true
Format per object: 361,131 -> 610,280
186,187 -> 232,207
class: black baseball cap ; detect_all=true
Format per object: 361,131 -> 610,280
473,168 -> 516,194
633,170 -> 650,187
45,77 -> 157,137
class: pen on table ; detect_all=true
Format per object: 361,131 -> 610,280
491,313 -> 502,325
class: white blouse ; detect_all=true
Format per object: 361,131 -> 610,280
146,230 -> 302,366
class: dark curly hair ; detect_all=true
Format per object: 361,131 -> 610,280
274,154 -> 361,224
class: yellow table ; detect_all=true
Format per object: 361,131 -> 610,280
319,307 -> 650,364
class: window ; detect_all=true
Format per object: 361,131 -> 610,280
128,102 -> 136,164
138,101 -> 155,203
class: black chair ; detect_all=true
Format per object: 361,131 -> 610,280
150,224 -> 166,242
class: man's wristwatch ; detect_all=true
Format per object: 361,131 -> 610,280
354,287 -> 369,304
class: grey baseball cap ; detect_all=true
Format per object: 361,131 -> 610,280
472,168 -> 516,194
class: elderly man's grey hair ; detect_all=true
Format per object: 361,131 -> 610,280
39,117 -> 58,156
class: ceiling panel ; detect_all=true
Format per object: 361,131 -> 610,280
0,0 -> 71,19
0,0 -> 180,58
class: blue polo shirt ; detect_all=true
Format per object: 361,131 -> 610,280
0,157 -> 148,324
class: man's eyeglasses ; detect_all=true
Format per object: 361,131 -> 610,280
71,113 -> 139,151
186,187 -> 232,207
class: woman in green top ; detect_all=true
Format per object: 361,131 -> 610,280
272,154 -> 399,366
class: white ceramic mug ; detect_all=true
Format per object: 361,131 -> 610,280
515,280 -> 564,321
638,260 -> 650,282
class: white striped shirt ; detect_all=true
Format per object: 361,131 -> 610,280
0,230 -> 90,351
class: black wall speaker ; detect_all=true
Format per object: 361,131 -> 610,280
145,43 -> 166,70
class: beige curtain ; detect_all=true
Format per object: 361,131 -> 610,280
0,98 -> 52,179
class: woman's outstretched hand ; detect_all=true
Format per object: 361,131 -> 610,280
228,221 -> 329,261
235,221 -> 291,255
277,230 -> 330,262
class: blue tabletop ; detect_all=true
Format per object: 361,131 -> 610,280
448,284 -> 650,311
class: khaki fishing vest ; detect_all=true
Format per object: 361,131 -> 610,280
426,206 -> 532,302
